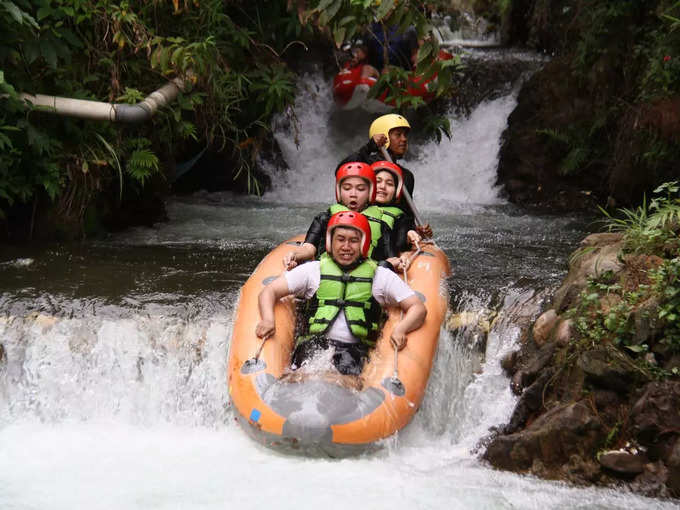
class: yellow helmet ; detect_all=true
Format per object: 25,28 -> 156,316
368,114 -> 411,149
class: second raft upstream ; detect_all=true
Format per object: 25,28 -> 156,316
227,235 -> 450,456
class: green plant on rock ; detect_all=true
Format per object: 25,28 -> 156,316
651,256 -> 680,350
601,180 -> 680,256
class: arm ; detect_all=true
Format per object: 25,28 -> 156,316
255,276 -> 292,339
283,243 -> 316,270
390,294 -> 426,350
283,212 -> 327,269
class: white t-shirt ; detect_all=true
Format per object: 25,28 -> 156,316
284,261 -> 415,344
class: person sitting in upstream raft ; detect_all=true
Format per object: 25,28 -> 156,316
371,160 -> 422,256
282,161 -> 396,270
255,211 -> 426,376
335,114 -> 433,239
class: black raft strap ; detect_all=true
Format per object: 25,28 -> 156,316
320,274 -> 372,284
367,216 -> 389,230
309,317 -> 332,325
346,319 -> 377,329
323,299 -> 365,309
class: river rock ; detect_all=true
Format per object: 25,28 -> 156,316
532,309 -> 558,346
577,346 -> 641,393
554,318 -> 576,347
631,461 -> 671,499
446,310 -> 492,333
501,350 -> 519,375
485,401 -> 604,472
631,381 -> 680,446
666,439 -> 680,497
552,237 -> 624,312
505,370 -> 552,433
632,296 -> 664,345
580,233 -> 625,247
599,450 -> 647,475
511,341 -> 556,393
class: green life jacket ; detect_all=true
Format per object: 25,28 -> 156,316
299,252 -> 382,347
379,206 -> 405,230
328,203 -> 385,257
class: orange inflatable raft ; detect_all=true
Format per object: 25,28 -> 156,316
227,235 -> 450,455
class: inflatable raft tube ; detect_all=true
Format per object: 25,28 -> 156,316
227,235 -> 450,456
332,50 -> 455,113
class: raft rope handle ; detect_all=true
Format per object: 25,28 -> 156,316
392,241 -> 424,385
253,335 -> 268,361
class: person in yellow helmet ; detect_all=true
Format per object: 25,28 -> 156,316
336,114 -> 433,238
336,114 -> 413,193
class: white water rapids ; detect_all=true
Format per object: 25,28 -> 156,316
0,64 -> 675,509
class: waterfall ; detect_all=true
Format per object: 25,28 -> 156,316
263,70 -> 514,209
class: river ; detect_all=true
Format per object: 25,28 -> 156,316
0,52 -> 675,509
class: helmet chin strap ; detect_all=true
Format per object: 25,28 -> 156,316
333,254 -> 365,272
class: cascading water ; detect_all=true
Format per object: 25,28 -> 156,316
0,57 -> 674,509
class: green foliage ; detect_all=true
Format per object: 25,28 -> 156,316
1,0 -> 464,229
651,257 -> 680,348
600,181 -> 680,256
536,125 -> 604,177
0,0 -> 309,222
567,181 -> 680,371
637,2 -> 680,100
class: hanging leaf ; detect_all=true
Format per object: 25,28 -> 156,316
333,26 -> 346,48
376,0 -> 395,21
40,40 -> 58,69
315,0 -> 335,12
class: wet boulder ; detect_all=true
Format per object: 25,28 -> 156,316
598,450 -> 647,476
485,401 -> 604,473
551,234 -> 624,313
577,345 -> 643,393
631,381 -> 680,447
510,341 -> 556,394
532,309 -> 558,346
554,318 -> 576,347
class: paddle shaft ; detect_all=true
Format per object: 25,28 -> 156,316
378,147 -> 425,227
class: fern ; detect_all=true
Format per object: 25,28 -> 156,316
536,128 -> 570,145
560,146 -> 589,176
126,149 -> 159,186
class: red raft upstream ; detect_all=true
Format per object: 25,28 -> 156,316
332,49 -> 454,112
227,235 -> 450,456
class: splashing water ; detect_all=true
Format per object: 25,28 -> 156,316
0,62 -> 672,510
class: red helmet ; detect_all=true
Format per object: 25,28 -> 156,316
371,160 -> 404,201
326,211 -> 372,258
335,162 -> 376,203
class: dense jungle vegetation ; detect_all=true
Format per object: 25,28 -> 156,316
0,0 -> 460,240
2,0 -> 678,239
488,0 -> 680,209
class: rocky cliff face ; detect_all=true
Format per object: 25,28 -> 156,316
483,233 -> 680,498
493,0 -> 680,211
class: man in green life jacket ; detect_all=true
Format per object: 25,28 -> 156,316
256,211 -> 426,376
